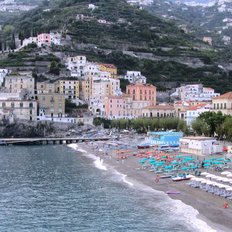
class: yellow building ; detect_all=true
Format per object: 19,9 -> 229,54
37,93 -> 65,117
212,92 -> 232,115
99,63 -> 117,76
56,80 -> 79,99
81,77 -> 93,101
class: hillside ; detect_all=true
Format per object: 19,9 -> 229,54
147,0 -> 232,49
1,0 -> 232,93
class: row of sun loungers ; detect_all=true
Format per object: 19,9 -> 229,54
187,171 -> 232,199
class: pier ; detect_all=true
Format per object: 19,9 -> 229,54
0,137 -> 114,146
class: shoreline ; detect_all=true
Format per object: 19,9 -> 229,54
73,138 -> 232,232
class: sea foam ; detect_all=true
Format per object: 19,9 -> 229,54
68,144 -> 107,171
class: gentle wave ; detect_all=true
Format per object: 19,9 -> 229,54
68,144 -> 107,171
112,170 -> 134,187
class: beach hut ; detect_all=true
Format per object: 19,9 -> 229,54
179,137 -> 223,156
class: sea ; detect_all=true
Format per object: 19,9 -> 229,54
0,144 -> 217,232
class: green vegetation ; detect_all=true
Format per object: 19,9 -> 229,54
93,117 -> 189,134
192,111 -> 232,141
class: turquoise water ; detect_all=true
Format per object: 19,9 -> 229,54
0,145 -> 214,232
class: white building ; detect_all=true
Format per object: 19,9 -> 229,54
88,4 -> 97,10
66,55 -> 87,78
186,103 -> 212,126
88,76 -> 121,115
179,137 -> 223,156
0,69 -> 10,86
222,35 -> 231,45
124,71 -> 147,84
0,99 -> 37,122
84,62 -> 100,77
22,37 -> 37,47
171,84 -> 220,102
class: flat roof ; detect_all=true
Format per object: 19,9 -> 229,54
181,137 -> 215,141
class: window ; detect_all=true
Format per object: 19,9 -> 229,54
11,102 -> 14,108
20,102 -> 23,108
224,103 -> 227,109
29,102 -> 33,108
2,102 -> 6,108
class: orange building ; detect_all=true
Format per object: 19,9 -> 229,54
126,83 -> 156,105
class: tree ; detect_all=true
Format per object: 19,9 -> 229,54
198,111 -> 226,136
49,61 -> 60,75
192,118 -> 210,136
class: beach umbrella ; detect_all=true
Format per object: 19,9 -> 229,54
176,155 -> 183,158
181,167 -> 189,171
164,165 -> 173,170
203,160 -> 212,163
203,163 -> 211,167
183,157 -> 194,161
190,166 -> 198,170
171,160 -> 178,165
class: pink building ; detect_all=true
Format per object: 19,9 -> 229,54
105,95 -> 135,119
37,33 -> 51,46
105,96 -> 127,119
126,83 -> 156,105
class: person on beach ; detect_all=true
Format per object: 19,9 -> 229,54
155,174 -> 160,183
224,202 -> 229,209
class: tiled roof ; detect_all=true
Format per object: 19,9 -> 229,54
101,64 -> 117,69
144,105 -> 174,110
213,92 -> 232,100
186,103 -> 207,111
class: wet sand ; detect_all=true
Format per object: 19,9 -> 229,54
76,137 -> 232,232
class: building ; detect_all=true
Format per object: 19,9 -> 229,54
0,69 -> 10,86
203,36 -> 213,45
0,99 -> 37,122
179,137 -> 223,156
37,33 -> 51,47
142,104 -> 175,118
4,75 -> 35,98
84,62 -> 100,77
212,92 -> 232,115
139,131 -> 183,148
88,77 -> 121,115
66,55 -> 87,77
36,82 -> 56,94
126,83 -> 156,105
99,63 -> 117,76
171,84 -> 220,102
186,103 -> 212,126
22,37 -> 37,47
37,93 -> 65,118
124,71 -> 147,84
56,80 -> 79,99
104,95 -> 129,119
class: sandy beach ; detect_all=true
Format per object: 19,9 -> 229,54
74,134 -> 232,232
